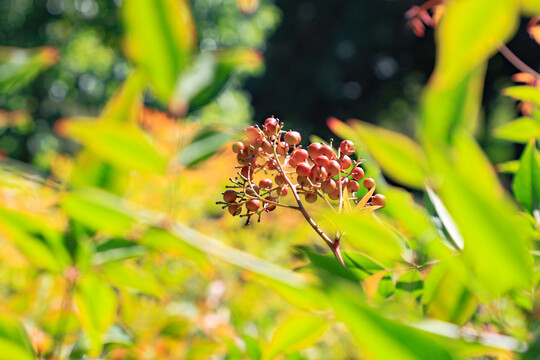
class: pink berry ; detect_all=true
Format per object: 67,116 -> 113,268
372,194 -> 387,208
340,155 -> 352,169
296,163 -> 311,177
293,149 -> 309,162
351,167 -> 365,181
307,143 -> 322,159
315,155 -> 330,168
363,177 -> 376,189
264,196 -> 277,211
305,192 -> 317,203
275,173 -> 287,186
241,166 -> 254,180
265,117 -> 278,134
347,180 -> 360,193
339,140 -> 355,156
322,179 -> 336,194
297,176 -> 311,187
232,142 -> 244,153
259,178 -> 273,189
326,160 -> 340,176
277,185 -> 289,196
319,145 -> 334,159
284,131 -> 302,146
228,204 -> 242,216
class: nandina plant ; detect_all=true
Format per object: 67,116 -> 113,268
217,116 -> 387,265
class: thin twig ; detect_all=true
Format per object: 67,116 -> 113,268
499,44 -> 540,80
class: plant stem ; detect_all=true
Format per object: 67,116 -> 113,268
51,275 -> 77,359
499,44 -> 540,79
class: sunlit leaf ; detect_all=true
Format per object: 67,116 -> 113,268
425,186 -> 463,250
513,139 -> 540,213
496,160 -> 520,173
92,239 -> 147,265
102,261 -> 165,298
394,270 -> 423,301
100,70 -> 147,124
493,117 -> 540,143
261,313 -> 327,360
299,247 -> 374,282
432,0 -> 518,89
122,0 -> 197,102
176,130 -> 232,167
520,0 -> 540,15
0,46 -> 59,95
503,86 -> 540,108
375,273 -> 394,301
0,314 -> 35,360
75,274 -> 117,358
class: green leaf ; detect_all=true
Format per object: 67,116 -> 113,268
75,274 -> 117,358
425,186 -> 463,250
261,313 -> 327,360
102,261 -> 165,298
100,70 -> 147,124
92,239 -> 147,265
432,0 -> 519,89
513,139 -> 540,213
503,86 -> 540,108
520,0 -> 540,14
122,0 -> 197,102
176,130 -> 232,167
344,119 -> 427,189
0,46 -> 59,95
0,314 -> 35,360
421,63 -> 486,143
493,117 -> 540,143
58,118 -> 167,174
375,273 -> 395,301
496,160 -> 521,173
297,247 -> 369,282
395,270 -> 423,301
61,188 -> 139,237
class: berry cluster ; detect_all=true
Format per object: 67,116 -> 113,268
217,116 -> 386,225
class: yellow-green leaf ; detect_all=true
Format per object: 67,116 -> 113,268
513,139 -> 540,213
102,261 -> 165,298
493,117 -> 540,143
0,314 -> 35,360
503,85 -> 540,108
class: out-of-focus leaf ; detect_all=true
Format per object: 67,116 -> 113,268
521,0 -> 540,15
122,0 -> 196,102
513,140 -> 540,213
425,132 -> 533,295
432,0 -> 518,89
100,70 -> 147,123
0,46 -> 59,95
424,263 -> 478,325
61,188 -> 139,237
493,117 -> 540,143
329,212 -> 404,267
425,187 -> 463,250
176,131 -> 232,167
496,160 -> 521,173
343,119 -> 427,189
421,64 -> 485,143
261,313 -> 327,360
102,261 -> 164,298
395,270 -> 423,301
75,274 -> 117,358
503,86 -> 540,108
57,117 -> 166,173
375,273 -> 394,301
0,314 -> 35,360
92,239 -> 147,265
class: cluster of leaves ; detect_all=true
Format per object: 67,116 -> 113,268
0,1 -> 540,360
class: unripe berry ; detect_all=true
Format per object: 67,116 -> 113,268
347,180 -> 360,193
241,166 -> 254,180
296,163 -> 311,177
314,155 -> 330,168
305,192 -> 317,203
340,140 -> 355,156
277,185 -> 289,196
329,188 -> 340,200
340,155 -> 352,169
284,131 -> 301,146
246,199 -> 261,212
265,117 -> 278,134
372,194 -> 387,208
228,204 -> 242,216
322,179 -> 336,194
223,190 -> 237,203
363,177 -> 376,189
293,149 -> 309,163
275,173 -> 287,186
259,178 -> 273,189
326,160 -> 340,176
297,176 -> 311,187
264,196 -> 277,211
319,145 -> 335,159
351,167 -> 365,181
232,142 -> 244,154
307,143 -> 322,159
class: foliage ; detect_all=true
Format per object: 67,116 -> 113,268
0,0 -> 539,359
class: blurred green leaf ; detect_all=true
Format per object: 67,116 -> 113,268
521,0 -> 540,14
75,274 -> 117,357
0,46 -> 59,95
421,64 -> 485,143
102,261 -> 165,298
176,130 -> 232,167
100,70 -> 147,124
261,313 -> 327,360
433,0 -> 518,89
0,314 -> 35,360
496,160 -> 521,173
395,270 -> 423,301
92,239 -> 147,265
122,0 -> 197,102
493,117 -> 540,143
58,118 -> 167,174
297,247 -> 369,282
375,273 -> 394,301
425,186 -> 463,250
344,119 -> 427,189
503,86 -> 540,108
513,140 -> 540,213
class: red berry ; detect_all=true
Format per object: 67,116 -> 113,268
326,160 -> 340,176
307,143 -> 322,159
245,126 -> 261,142
288,158 -> 297,168
305,192 -> 317,203
297,176 -> 311,187
275,173 -> 287,186
296,163 -> 311,177
228,204 -> 242,216
293,149 -> 309,162
339,140 -> 355,156
232,142 -> 244,153
319,145 -> 335,159
267,158 -> 278,170
340,155 -> 352,169
347,180 -> 360,193
241,166 -> 254,180
264,196 -> 277,211
322,179 -> 336,194
246,199 -> 261,212
277,185 -> 289,196
265,117 -> 278,134
351,167 -> 365,181
259,178 -> 273,189
372,194 -> 387,208
329,188 -> 340,200
246,184 -> 260,196
262,140 -> 273,154
363,177 -> 376,189
309,166 -> 327,183
277,141 -> 289,155
315,155 -> 330,168
223,190 -> 237,203
284,131 -> 302,146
